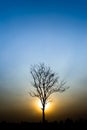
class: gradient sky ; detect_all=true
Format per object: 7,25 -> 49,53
0,0 -> 87,122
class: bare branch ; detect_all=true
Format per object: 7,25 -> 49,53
28,91 -> 39,97
29,63 -> 69,110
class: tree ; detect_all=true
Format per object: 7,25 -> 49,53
29,63 -> 69,123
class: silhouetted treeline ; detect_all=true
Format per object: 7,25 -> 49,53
0,118 -> 87,130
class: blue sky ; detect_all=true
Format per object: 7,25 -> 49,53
0,0 -> 87,121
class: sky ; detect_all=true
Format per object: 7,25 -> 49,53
0,0 -> 87,122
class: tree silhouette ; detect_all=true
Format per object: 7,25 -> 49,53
29,63 -> 69,123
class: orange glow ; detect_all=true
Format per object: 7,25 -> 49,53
38,100 -> 50,111
33,99 -> 51,113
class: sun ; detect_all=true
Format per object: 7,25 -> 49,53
38,100 -> 50,111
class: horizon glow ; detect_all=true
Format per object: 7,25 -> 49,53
0,0 -> 87,122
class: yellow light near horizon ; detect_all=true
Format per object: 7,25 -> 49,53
38,100 -> 50,111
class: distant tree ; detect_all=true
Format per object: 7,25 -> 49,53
29,63 -> 69,123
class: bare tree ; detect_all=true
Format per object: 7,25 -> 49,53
29,63 -> 69,123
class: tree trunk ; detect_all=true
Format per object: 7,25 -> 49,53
42,105 -> 45,123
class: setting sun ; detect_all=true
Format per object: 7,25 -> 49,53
38,100 -> 50,111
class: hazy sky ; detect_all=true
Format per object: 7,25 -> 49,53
0,0 -> 87,122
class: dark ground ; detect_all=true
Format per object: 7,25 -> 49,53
0,119 -> 87,130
